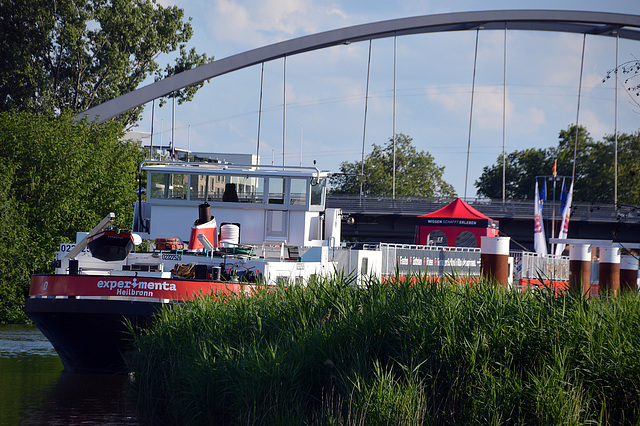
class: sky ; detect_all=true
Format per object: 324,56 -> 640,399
132,0 -> 640,198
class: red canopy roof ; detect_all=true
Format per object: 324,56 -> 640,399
418,198 -> 493,220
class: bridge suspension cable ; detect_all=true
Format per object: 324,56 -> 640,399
283,56 -> 287,166
359,40 -> 373,199
464,28 -> 480,199
256,63 -> 264,159
572,34 -> 586,186
502,26 -> 507,203
614,33 -> 619,206
392,34 -> 397,199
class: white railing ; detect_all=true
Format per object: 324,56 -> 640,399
511,251 -> 569,282
379,243 -> 481,277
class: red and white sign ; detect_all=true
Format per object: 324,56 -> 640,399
30,274 -> 248,301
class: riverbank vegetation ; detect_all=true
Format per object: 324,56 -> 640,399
128,276 -> 640,425
0,112 -> 142,323
0,0 -> 210,323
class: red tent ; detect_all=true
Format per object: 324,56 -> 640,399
415,198 -> 499,248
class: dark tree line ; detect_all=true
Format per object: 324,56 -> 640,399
475,125 -> 640,205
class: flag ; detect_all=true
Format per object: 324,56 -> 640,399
540,179 -> 547,214
534,181 -> 547,255
552,158 -> 557,177
559,178 -> 567,213
555,180 -> 574,256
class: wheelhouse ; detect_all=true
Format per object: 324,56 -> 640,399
133,161 -> 335,248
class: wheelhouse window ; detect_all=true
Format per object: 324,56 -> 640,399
150,173 -> 188,199
169,174 -> 188,199
147,170 -> 322,208
207,174 -> 229,202
150,173 -> 169,199
207,175 -> 264,203
310,178 -> 326,206
189,174 -> 212,201
236,176 -> 264,203
268,178 -> 285,205
289,178 -> 308,205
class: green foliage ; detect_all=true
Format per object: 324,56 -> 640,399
601,131 -> 640,205
330,133 -> 456,198
475,125 -> 640,204
0,0 -> 212,125
128,277 -> 640,425
0,111 -> 143,323
474,147 -> 554,200
0,162 -> 30,323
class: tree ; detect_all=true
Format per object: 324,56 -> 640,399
604,60 -> 640,109
612,131 -> 640,205
474,148 -> 554,200
475,125 -> 640,204
0,111 -> 143,322
330,133 -> 456,198
0,0 -> 211,125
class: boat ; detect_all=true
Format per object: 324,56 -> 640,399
26,160 -> 383,373
86,227 -> 136,261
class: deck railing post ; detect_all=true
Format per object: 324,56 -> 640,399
481,236 -> 510,287
620,254 -> 639,293
598,247 -> 620,296
569,244 -> 591,296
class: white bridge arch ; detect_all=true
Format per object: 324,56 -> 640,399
80,9 -> 640,123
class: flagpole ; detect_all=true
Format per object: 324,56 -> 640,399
552,178 -> 556,255
551,159 -> 557,255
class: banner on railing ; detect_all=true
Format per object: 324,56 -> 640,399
380,244 -> 480,277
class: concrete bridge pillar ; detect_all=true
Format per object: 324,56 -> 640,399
481,236 -> 510,287
569,244 -> 591,296
598,247 -> 620,296
620,254 -> 639,293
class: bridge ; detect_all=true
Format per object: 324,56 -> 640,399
78,9 -> 640,249
327,195 -> 640,251
80,10 -> 640,122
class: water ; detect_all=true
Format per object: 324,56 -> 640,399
0,324 -> 138,425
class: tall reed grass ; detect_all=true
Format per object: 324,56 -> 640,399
127,274 -> 640,425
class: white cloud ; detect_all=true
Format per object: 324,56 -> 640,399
208,0 -> 256,46
425,84 -> 553,149
426,85 -> 468,112
473,87 -> 511,130
583,72 -> 605,92
206,0 -> 350,52
523,107 -> 546,127
426,85 -> 517,131
154,0 -> 177,7
580,109 -> 610,139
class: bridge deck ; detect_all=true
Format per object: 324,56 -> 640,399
327,195 -> 639,223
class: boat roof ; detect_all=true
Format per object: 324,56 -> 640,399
141,161 -> 332,179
